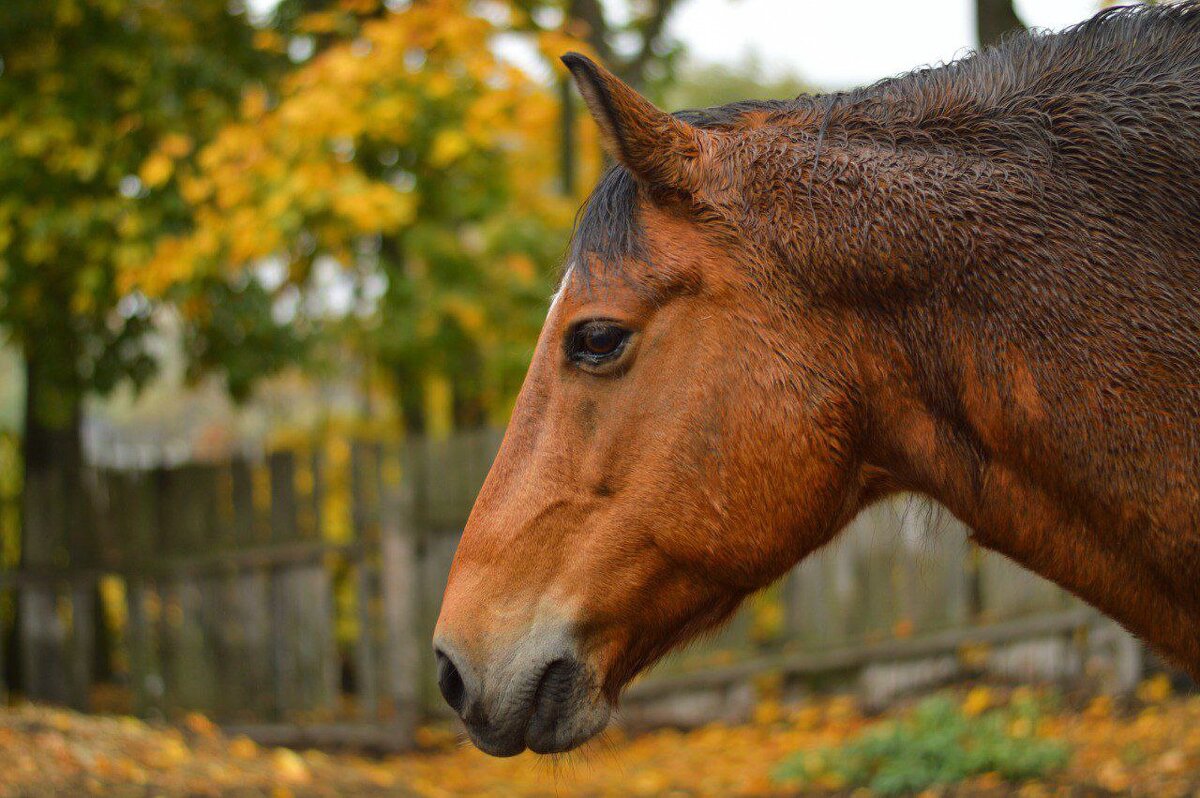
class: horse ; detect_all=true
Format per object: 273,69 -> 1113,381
434,3 -> 1200,757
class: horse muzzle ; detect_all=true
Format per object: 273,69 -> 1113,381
432,627 -> 611,756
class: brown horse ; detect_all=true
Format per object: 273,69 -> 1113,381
435,4 -> 1200,756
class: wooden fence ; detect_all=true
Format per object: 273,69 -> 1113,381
0,428 -> 1143,746
1,439 -> 428,736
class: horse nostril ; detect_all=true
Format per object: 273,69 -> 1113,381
435,647 -> 467,716
534,658 -> 575,708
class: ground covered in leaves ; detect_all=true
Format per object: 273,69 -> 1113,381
1,680 -> 1198,797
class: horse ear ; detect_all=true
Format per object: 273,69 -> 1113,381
561,52 -> 708,191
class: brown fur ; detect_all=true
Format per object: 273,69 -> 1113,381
438,3 -> 1200,730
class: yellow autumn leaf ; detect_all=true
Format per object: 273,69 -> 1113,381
228,736 -> 258,760
253,29 -> 286,52
183,712 -> 217,738
272,748 -> 312,785
1137,673 -> 1172,704
429,129 -> 470,167
159,132 -> 193,158
139,151 -> 173,188
426,71 -> 456,99
241,86 -> 269,120
962,686 -> 993,717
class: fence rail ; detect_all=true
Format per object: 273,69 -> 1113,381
0,427 -> 1142,746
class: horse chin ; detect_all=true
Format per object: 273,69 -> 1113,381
525,694 -> 612,755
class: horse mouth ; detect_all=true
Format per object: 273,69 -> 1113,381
437,633 -> 613,757
524,658 -> 600,754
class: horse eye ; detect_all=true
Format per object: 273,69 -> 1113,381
567,321 -> 631,369
583,325 -> 622,355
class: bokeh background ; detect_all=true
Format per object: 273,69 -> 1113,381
0,1 -> 1196,796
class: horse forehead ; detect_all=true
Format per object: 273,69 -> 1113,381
551,261 -> 654,315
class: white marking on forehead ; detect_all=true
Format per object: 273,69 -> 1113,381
547,261 -> 576,317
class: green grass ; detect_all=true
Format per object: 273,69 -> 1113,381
773,692 -> 1071,795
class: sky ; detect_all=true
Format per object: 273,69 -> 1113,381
669,0 -> 1105,88
244,0 -> 1113,90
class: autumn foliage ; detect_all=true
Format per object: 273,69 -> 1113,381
2,681 -> 1199,797
133,0 -> 600,428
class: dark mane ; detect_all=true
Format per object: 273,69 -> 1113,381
567,2 -> 1200,279
792,2 -> 1200,164
567,100 -> 787,279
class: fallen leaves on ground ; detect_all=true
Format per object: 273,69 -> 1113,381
1,681 -> 1199,797
0,707 -> 401,797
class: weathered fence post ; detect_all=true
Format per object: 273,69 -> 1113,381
307,448 -> 340,716
115,470 -> 163,718
268,450 -> 337,719
1112,626 -> 1145,693
161,465 -> 219,715
68,581 -> 94,710
229,458 -> 271,719
268,451 -> 297,718
379,444 -> 419,741
350,442 -> 379,719
124,577 -> 157,716
19,454 -> 70,705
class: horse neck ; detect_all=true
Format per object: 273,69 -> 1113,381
846,222 -> 1200,676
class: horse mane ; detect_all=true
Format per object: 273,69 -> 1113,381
794,2 -> 1200,164
568,2 -> 1200,279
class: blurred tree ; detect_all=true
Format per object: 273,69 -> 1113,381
661,55 -> 812,111
0,0 -> 307,700
260,0 -> 386,61
976,0 -> 1025,48
558,0 -> 686,90
143,0 -> 599,433
507,0 -> 687,196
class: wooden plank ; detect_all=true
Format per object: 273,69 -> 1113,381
350,443 -> 379,718
417,526 -> 462,714
18,454 -> 70,704
350,443 -> 378,542
19,583 -> 68,704
269,452 -> 297,719
192,465 -> 228,717
307,450 -> 339,717
939,521 -> 973,629
785,547 -> 837,648
151,467 -> 176,718
353,561 -> 378,718
628,606 -> 1102,701
979,548 -> 1068,620
0,540 -> 362,584
68,582 -> 94,711
125,578 -> 159,717
173,464 -> 218,716
172,577 -> 216,712
268,451 -> 337,719
117,470 -> 161,718
157,466 -> 218,716
378,445 -> 418,740
228,458 -> 271,720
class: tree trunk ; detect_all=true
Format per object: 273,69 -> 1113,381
19,349 -> 94,707
393,363 -> 427,435
559,75 -> 577,198
976,0 -> 1025,48
450,342 -> 487,431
